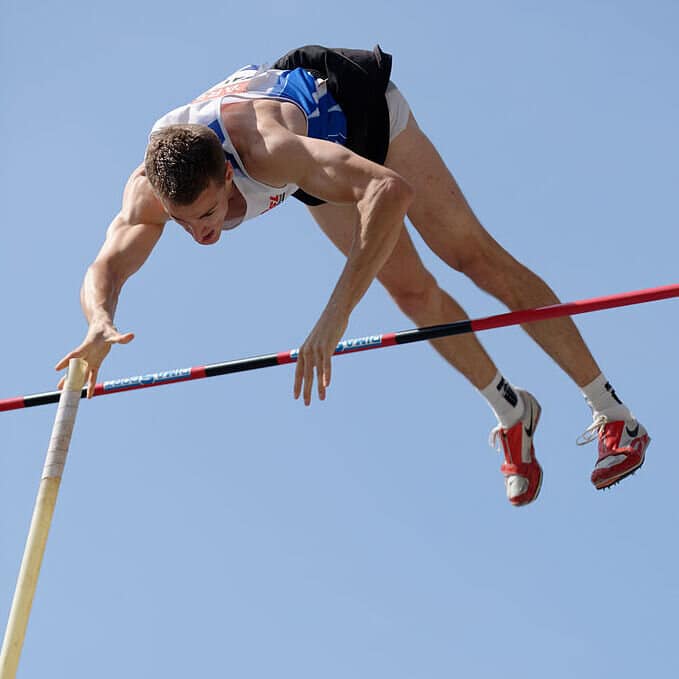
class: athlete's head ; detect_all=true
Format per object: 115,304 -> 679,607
145,124 -> 226,204
145,124 -> 233,245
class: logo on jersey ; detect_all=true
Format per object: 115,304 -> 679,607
268,193 -> 286,211
193,80 -> 250,103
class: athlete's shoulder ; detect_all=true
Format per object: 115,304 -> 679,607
120,164 -> 168,227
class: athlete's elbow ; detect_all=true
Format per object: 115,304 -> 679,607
380,174 -> 414,216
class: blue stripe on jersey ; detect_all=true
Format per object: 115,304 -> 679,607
208,119 -> 225,143
224,150 -> 243,175
207,67 -> 347,177
274,69 -> 347,146
207,119 -> 245,175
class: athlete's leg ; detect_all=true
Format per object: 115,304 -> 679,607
382,108 -> 651,492
307,202 -> 498,389
309,202 -> 543,505
384,113 -> 601,388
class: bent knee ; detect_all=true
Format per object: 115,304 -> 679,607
454,247 -> 489,278
453,238 -> 528,302
384,271 -> 440,318
445,232 -> 502,283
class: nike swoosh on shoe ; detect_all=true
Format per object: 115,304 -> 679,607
524,403 -> 535,437
626,423 -> 640,438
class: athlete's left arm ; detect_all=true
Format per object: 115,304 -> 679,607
248,128 -> 415,406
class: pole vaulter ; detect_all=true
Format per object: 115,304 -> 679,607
1,283 -> 677,413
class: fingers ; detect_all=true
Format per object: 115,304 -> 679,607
294,349 -> 316,406
293,357 -> 304,401
322,353 -> 332,394
55,327 -> 134,392
303,351 -> 315,406
316,363 -> 326,402
55,349 -> 81,372
293,349 -> 315,406
316,352 -> 332,402
293,346 -> 333,406
87,367 -> 99,399
57,363 -> 98,397
112,331 -> 135,345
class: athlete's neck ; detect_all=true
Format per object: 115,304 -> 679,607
223,183 -> 246,227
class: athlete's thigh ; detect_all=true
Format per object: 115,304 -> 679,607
307,202 -> 435,294
307,202 -> 356,255
385,114 -> 502,269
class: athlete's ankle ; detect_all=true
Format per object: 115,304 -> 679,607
479,371 -> 525,428
581,373 -> 633,422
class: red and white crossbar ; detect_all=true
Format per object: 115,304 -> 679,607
2,283 -> 677,413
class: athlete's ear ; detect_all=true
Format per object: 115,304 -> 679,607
224,161 -> 234,183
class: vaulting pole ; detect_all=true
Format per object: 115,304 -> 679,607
1,283 -> 678,414
0,359 -> 88,679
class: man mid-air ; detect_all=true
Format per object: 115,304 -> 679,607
57,45 -> 650,506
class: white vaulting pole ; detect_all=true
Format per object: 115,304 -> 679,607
0,358 -> 88,679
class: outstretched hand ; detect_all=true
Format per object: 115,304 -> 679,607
293,310 -> 347,406
56,326 -> 135,398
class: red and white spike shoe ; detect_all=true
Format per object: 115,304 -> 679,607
490,390 -> 543,507
579,417 -> 651,489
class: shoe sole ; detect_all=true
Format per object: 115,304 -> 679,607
594,456 -> 645,490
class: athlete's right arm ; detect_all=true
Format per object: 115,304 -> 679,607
55,164 -> 168,397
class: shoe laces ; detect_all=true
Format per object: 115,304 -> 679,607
489,424 -> 505,452
576,414 -> 608,446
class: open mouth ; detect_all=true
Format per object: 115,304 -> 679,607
200,229 -> 218,244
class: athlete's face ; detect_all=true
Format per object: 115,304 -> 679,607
165,164 -> 234,245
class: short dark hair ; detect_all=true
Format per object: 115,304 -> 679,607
144,124 -> 226,205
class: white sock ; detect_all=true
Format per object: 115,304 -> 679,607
479,372 -> 525,428
580,374 -> 633,421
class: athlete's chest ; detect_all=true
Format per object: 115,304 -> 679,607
217,103 -> 302,230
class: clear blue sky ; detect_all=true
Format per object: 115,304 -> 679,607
1,1 -> 678,677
